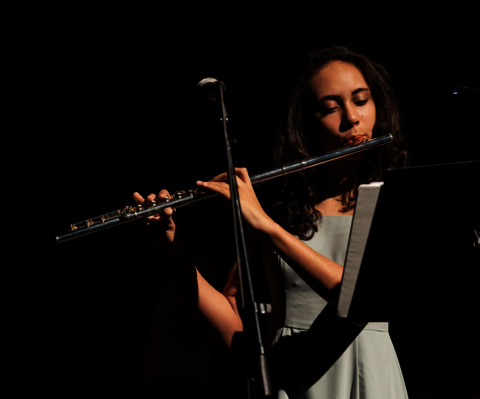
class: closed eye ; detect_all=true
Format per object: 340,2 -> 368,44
323,107 -> 338,114
317,105 -> 339,114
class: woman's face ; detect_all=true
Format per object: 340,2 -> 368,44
309,61 -> 376,156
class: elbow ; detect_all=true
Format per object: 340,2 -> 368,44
227,321 -> 244,351
227,329 -> 246,354
216,329 -> 244,353
327,282 -> 342,307
221,320 -> 243,352
325,266 -> 343,305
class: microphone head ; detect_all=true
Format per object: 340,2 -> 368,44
197,77 -> 218,89
197,77 -> 225,104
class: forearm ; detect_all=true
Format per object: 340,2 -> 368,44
263,221 -> 343,304
196,173 -> 343,303
156,239 -> 243,349
195,269 -> 243,348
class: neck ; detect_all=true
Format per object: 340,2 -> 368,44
319,158 -> 357,198
314,158 -> 358,215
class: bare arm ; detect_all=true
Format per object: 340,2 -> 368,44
263,222 -> 342,304
133,190 -> 242,349
197,169 -> 343,304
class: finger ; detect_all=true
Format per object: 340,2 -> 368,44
133,193 -> 157,226
158,189 -> 170,199
210,172 -> 228,182
197,177 -> 244,193
162,207 -> 174,216
133,192 -> 145,204
234,167 -> 251,186
156,189 -> 174,216
144,193 -> 172,216
209,169 -> 250,186
197,180 -> 231,199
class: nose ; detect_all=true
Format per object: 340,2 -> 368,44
339,105 -> 360,132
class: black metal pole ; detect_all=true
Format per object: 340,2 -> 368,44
216,81 -> 273,398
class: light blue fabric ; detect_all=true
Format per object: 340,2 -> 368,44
270,215 -> 408,398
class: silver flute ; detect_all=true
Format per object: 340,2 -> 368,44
56,134 -> 393,244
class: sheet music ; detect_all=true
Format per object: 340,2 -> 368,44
337,182 -> 383,318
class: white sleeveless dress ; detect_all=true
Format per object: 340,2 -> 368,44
269,215 -> 409,399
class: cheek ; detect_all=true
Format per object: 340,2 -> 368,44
361,104 -> 376,133
311,115 -> 343,151
369,105 -> 376,124
313,114 -> 339,134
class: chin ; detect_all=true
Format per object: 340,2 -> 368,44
343,151 -> 368,162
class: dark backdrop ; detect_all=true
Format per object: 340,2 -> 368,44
28,9 -> 480,398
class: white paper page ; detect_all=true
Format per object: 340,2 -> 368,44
337,182 -> 383,318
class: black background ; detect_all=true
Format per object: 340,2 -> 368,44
21,6 -> 480,398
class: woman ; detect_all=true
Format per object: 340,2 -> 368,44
134,46 -> 409,398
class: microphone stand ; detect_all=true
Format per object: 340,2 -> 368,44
213,81 -> 273,398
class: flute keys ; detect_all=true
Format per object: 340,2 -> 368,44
174,190 -> 187,198
120,206 -> 137,219
143,199 -> 158,208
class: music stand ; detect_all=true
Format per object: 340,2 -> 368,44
337,161 -> 480,321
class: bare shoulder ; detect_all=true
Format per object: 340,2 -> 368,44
315,197 -> 355,216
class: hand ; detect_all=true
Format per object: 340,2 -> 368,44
196,168 -> 275,236
133,189 -> 176,248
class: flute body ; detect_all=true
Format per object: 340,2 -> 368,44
56,134 -> 393,244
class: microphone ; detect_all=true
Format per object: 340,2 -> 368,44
197,77 -> 222,88
197,78 -> 226,104
197,78 -> 228,122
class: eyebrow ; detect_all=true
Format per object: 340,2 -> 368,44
317,88 -> 370,103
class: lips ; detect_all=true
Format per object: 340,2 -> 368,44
344,134 -> 368,147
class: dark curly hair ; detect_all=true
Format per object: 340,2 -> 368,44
268,46 -> 408,240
